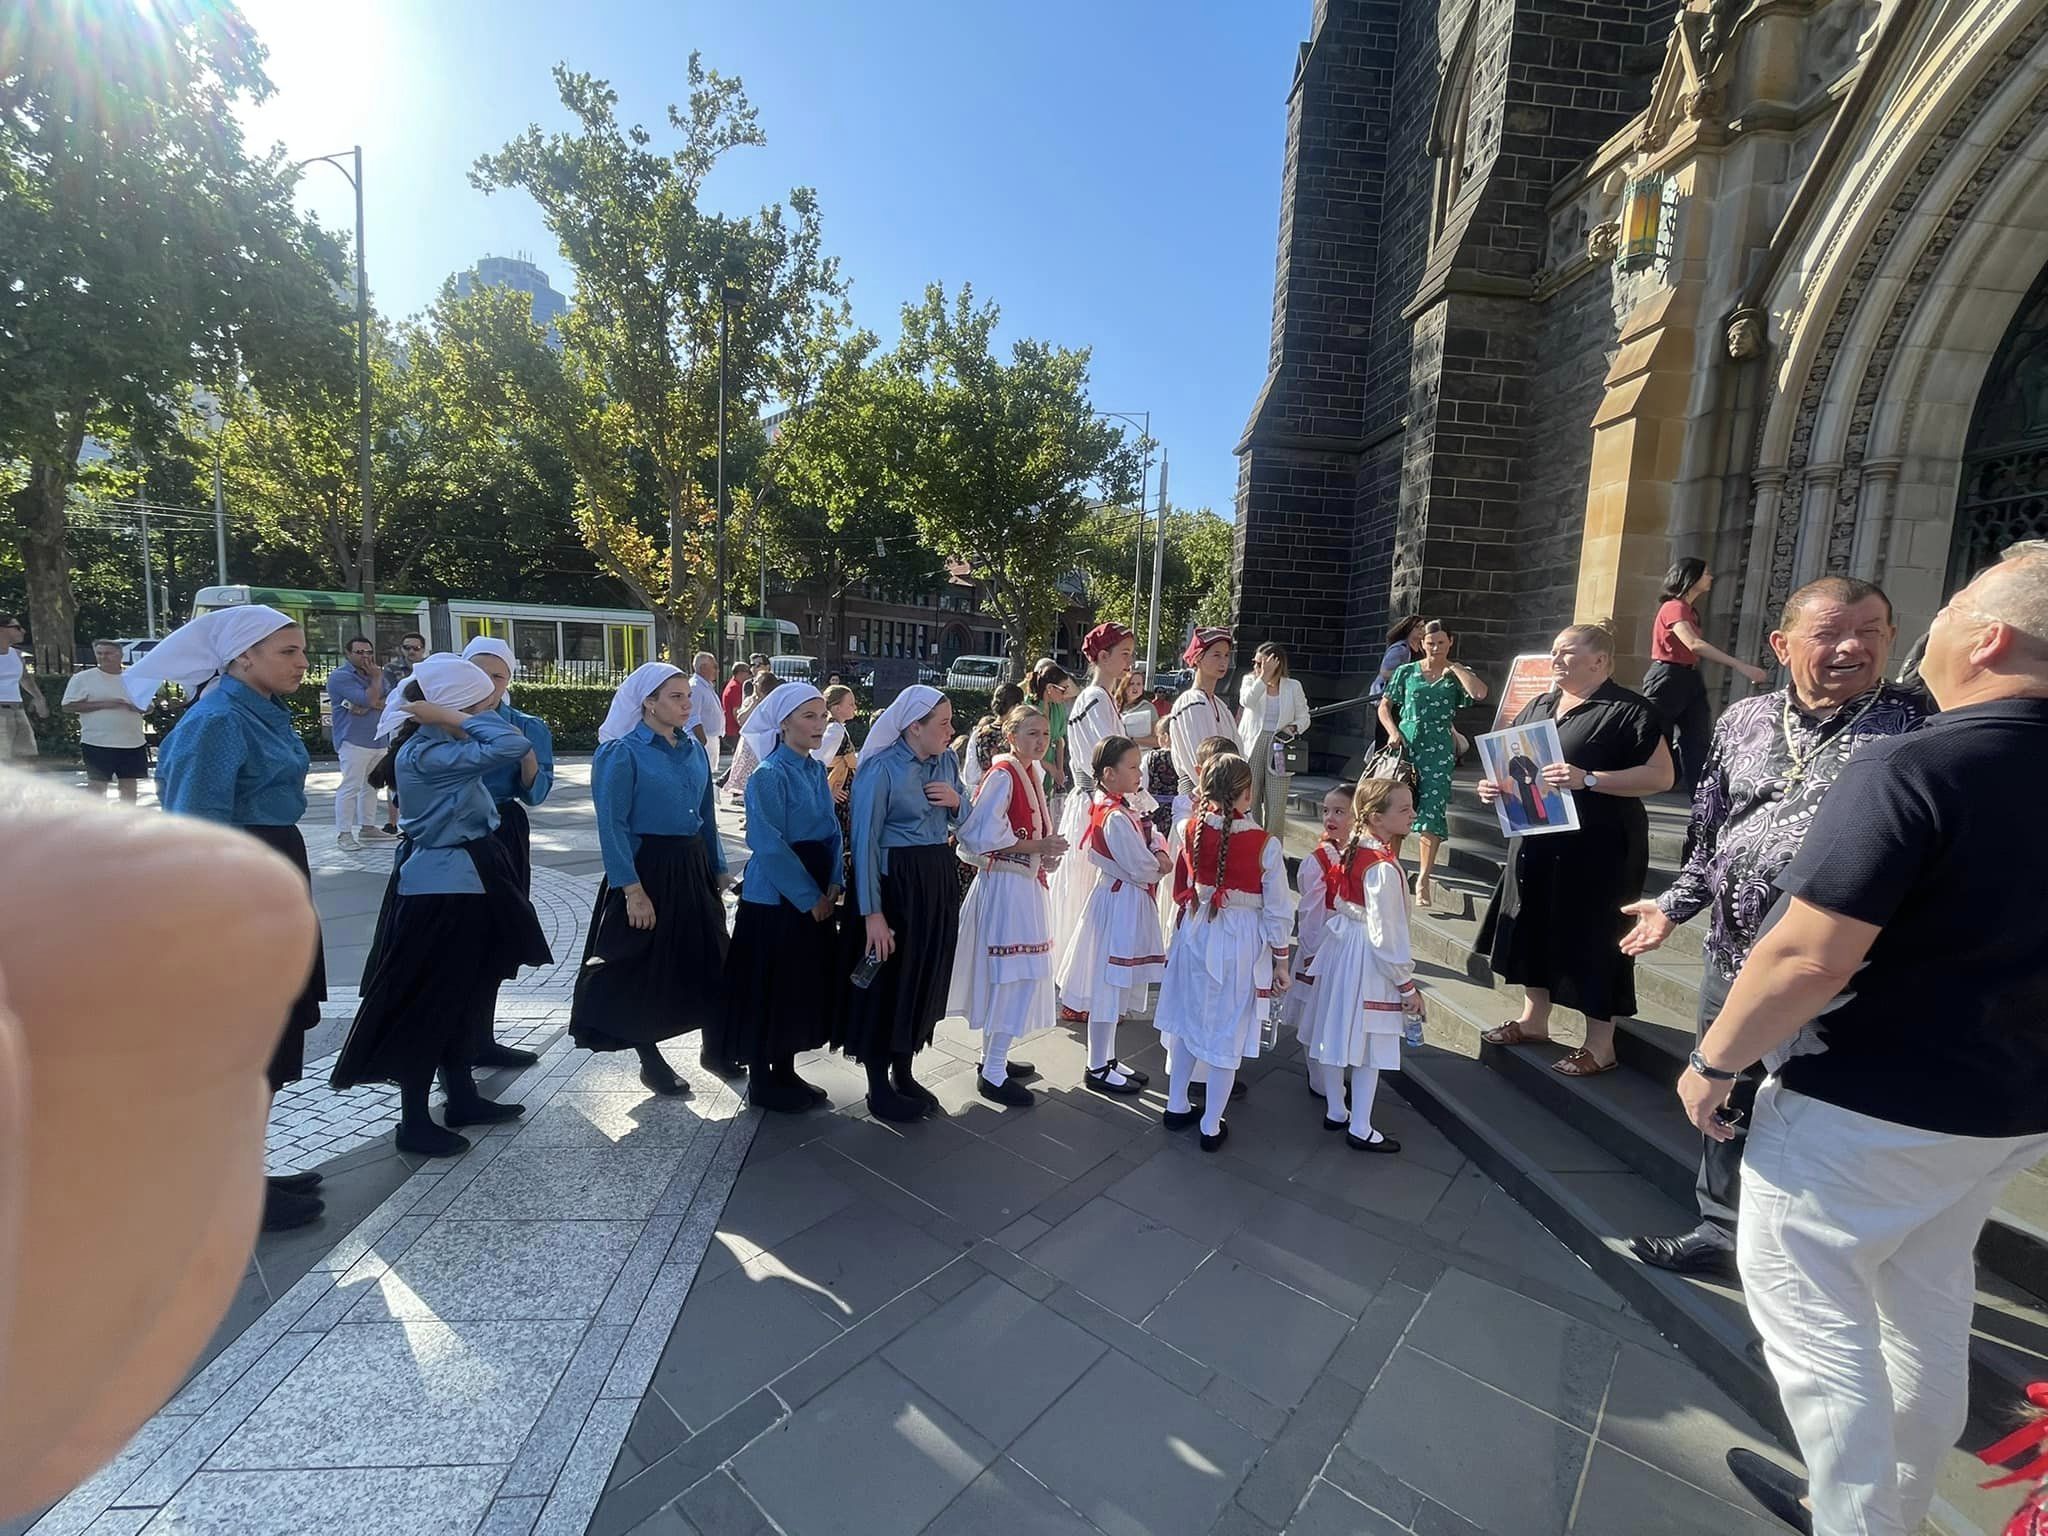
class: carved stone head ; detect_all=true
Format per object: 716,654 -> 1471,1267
1726,309 -> 1764,360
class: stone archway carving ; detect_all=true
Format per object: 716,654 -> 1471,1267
1735,0 -> 2048,653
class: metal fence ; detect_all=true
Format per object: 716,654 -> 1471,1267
305,654 -> 627,687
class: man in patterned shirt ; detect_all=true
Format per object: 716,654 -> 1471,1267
1620,575 -> 1926,1276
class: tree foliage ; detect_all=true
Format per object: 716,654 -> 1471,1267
1078,504 -> 1237,670
465,58 -> 852,657
0,0 -> 353,669
881,285 -> 1143,677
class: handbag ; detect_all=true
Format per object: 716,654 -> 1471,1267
1361,740 -> 1419,790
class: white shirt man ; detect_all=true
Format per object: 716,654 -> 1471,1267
687,651 -> 725,776
0,615 -> 47,762
326,637 -> 393,850
63,641 -> 149,799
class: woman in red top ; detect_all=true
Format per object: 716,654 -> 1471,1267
1641,558 -> 1768,796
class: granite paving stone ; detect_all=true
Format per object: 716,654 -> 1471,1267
136,1467 -> 502,1536
881,1273 -> 1106,1446
1571,1442 -> 1788,1536
923,1458 -> 1107,1536
1399,1268 -> 1618,1431
1220,1194 -> 1408,1318
646,1261 -> 846,1431
1023,1195 -> 1210,1321
348,1219 -> 642,1322
447,1145 -> 692,1222
1145,1255 -> 1353,1407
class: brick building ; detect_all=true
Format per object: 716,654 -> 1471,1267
1237,0 -> 2048,761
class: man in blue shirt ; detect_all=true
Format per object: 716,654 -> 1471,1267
327,636 -> 391,851
1680,550 -> 2048,1536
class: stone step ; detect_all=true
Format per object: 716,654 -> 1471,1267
1388,1031 -> 2048,1536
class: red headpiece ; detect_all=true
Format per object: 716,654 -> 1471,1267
1182,627 -> 1234,669
1082,622 -> 1133,662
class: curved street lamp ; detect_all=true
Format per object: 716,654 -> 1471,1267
296,147 -> 376,619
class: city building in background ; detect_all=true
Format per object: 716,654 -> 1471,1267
1235,0 -> 2048,766
453,254 -> 568,344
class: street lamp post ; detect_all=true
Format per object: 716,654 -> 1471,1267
298,147 -> 375,623
1095,410 -> 1153,647
1146,451 -> 1169,691
715,278 -> 745,666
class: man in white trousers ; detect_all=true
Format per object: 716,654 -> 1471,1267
326,636 -> 391,850
1679,548 -> 2048,1536
687,650 -> 725,777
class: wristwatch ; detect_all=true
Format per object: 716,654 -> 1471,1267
1688,1048 -> 1737,1082
1582,771 -> 1601,791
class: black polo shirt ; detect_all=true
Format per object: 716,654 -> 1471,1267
1772,696 -> 2048,1136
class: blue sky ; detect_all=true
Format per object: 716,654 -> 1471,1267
234,0 -> 1309,520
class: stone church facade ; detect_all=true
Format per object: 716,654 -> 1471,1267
1234,0 -> 2048,747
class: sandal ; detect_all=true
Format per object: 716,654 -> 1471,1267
1482,1021 -> 1551,1047
1553,1049 -> 1618,1077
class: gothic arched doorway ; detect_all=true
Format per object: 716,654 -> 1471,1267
1948,258 -> 2048,589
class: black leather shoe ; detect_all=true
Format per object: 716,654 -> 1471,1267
1199,1121 -> 1230,1152
640,1064 -> 693,1098
1346,1131 -> 1400,1153
268,1170 -> 323,1194
261,1184 -> 325,1231
1187,1080 -> 1248,1104
396,1121 -> 471,1159
1324,1116 -> 1350,1133
1725,1449 -> 1811,1534
978,1075 -> 1036,1108
1084,1064 -> 1145,1097
1005,1058 -> 1035,1080
894,1077 -> 941,1114
700,1051 -> 748,1079
473,1043 -> 540,1070
1162,1106 -> 1200,1131
444,1097 -> 525,1128
1629,1229 -> 1739,1278
868,1085 -> 927,1123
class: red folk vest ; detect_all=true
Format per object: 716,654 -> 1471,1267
1328,843 -> 1400,906
992,759 -> 1045,841
1309,843 -> 1340,911
1179,820 -> 1272,914
1084,796 -> 1156,892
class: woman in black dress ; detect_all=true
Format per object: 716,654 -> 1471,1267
1475,626 -> 1672,1076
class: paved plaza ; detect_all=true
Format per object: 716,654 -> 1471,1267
15,762 -> 1810,1536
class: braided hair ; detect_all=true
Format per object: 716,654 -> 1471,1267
1342,777 -> 1408,879
1197,754 -> 1254,920
367,681 -> 424,791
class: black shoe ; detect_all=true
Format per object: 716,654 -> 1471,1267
1324,1116 -> 1350,1133
1346,1130 -> 1400,1153
267,1170 -> 323,1194
261,1184 -> 325,1231
1084,1064 -> 1145,1097
1162,1106 -> 1200,1131
978,1075 -> 1036,1108
868,1085 -> 928,1123
396,1121 -> 472,1158
1725,1448 -> 1811,1535
640,1063 -> 693,1098
751,1076 -> 819,1115
894,1076 -> 940,1114
1005,1058 -> 1035,1080
1187,1080 -> 1248,1105
1629,1229 -> 1739,1278
790,1072 -> 829,1105
1200,1121 -> 1230,1152
700,1051 -> 747,1079
473,1043 -> 540,1070
444,1097 -> 525,1128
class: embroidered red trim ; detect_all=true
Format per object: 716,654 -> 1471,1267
986,940 -> 1053,958
1109,953 -> 1166,967
1360,999 -> 1405,1013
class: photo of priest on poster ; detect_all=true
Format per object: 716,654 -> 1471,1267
1476,720 -> 1580,838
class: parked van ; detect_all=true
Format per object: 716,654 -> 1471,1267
944,654 -> 1007,690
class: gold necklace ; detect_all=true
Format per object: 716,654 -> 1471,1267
1780,688 -> 1881,785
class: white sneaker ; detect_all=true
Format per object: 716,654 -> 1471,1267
336,829 -> 362,852
358,825 -> 394,841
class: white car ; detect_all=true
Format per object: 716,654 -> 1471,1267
111,638 -> 162,667
769,655 -> 819,682
944,654 -> 1008,690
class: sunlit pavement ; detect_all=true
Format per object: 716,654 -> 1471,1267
15,767 -> 1794,1536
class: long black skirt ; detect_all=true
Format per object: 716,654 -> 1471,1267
331,836 -> 552,1089
247,823 -> 327,1092
571,833 -> 728,1051
830,842 -> 960,1065
1477,807 -> 1646,1022
493,797 -> 533,896
724,840 -> 838,1065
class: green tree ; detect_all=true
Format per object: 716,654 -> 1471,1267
883,284 -> 1144,678
466,59 -> 852,658
0,0 -> 353,670
1079,504 -> 1237,669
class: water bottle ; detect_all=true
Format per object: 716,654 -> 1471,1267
850,947 -> 883,990
1403,1006 -> 1425,1049
1264,989 -> 1287,1052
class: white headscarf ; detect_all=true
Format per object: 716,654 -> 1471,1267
742,682 -> 822,761
599,661 -> 684,744
858,684 -> 945,767
374,652 -> 496,740
461,636 -> 517,672
122,605 -> 295,708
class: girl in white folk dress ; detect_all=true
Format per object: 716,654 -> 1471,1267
1050,622 -> 1136,959
1156,733 -> 1247,940
1056,735 -> 1172,1097
949,705 -> 1070,1108
1288,783 -> 1357,1100
1301,777 -> 1422,1152
1154,754 -> 1293,1151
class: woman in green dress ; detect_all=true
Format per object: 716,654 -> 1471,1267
1378,620 -> 1488,905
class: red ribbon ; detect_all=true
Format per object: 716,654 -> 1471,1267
1977,1383 -> 2048,1488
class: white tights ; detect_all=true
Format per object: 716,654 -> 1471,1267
981,1031 -> 1015,1087
1325,1066 -> 1382,1141
1167,1039 -> 1234,1135
1087,1017 -> 1138,1088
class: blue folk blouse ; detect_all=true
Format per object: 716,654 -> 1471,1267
741,742 -> 842,911
592,722 -> 726,889
848,738 -> 963,915
480,699 -> 555,808
393,715 -> 533,895
156,676 -> 310,828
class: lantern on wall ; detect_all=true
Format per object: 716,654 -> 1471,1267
1619,175 -> 1664,273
